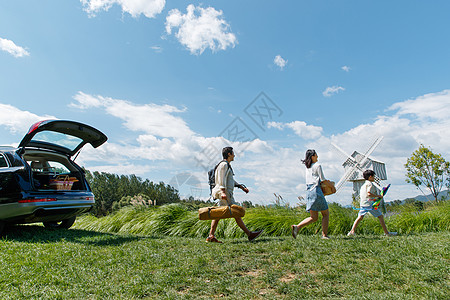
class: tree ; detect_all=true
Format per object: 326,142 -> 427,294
405,145 -> 450,203
404,198 -> 424,211
242,200 -> 254,209
84,169 -> 180,216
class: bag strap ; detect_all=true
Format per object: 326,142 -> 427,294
214,159 -> 234,175
207,205 -> 234,219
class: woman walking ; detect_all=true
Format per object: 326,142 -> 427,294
291,149 -> 330,239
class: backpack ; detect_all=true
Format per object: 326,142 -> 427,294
208,160 -> 233,195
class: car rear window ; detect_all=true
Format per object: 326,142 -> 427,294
31,131 -> 83,152
47,161 -> 71,174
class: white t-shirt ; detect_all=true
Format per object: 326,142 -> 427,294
360,180 -> 378,207
211,161 -> 236,203
305,163 -> 325,187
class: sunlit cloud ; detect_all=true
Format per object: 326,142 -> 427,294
80,0 -> 165,18
150,45 -> 163,53
71,91 -> 193,139
274,55 -> 287,70
3,88 -> 449,205
389,89 -> 450,121
268,121 -> 323,140
69,89 -> 450,204
165,4 -> 237,55
70,92 -> 271,171
0,37 -> 30,58
0,103 -> 55,134
323,85 -> 345,97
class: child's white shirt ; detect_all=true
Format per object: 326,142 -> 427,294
360,180 -> 378,207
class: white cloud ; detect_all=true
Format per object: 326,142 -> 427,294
72,88 -> 450,205
150,45 -> 163,53
165,4 -> 237,55
341,65 -> 351,72
260,89 -> 450,205
70,92 -> 103,109
69,92 -> 280,193
389,89 -> 450,121
268,121 -> 323,140
80,0 -> 165,18
274,55 -> 287,70
0,37 -> 30,58
71,91 -> 193,139
84,163 -> 156,177
325,90 -> 450,202
0,103 -> 55,134
323,85 -> 345,97
4,89 -> 448,206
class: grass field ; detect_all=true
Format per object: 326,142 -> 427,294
0,223 -> 448,299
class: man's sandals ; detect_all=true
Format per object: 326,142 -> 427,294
205,236 -> 222,243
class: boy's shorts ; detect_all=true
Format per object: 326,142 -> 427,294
358,206 -> 382,218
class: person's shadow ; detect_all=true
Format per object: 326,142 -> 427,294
1,224 -> 153,246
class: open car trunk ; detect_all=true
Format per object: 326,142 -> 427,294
23,150 -> 88,191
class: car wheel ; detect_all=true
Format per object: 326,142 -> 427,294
43,216 -> 76,229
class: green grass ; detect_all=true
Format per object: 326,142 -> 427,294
73,201 -> 450,238
0,225 -> 448,299
0,202 -> 448,299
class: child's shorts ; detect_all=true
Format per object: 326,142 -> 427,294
358,206 -> 382,218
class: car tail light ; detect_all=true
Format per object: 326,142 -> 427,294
27,120 -> 49,134
19,198 -> 57,203
27,121 -> 44,134
85,196 -> 94,201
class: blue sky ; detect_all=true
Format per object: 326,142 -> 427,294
1,0 -> 450,206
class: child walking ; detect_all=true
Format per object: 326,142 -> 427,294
347,170 -> 397,236
291,149 -> 330,239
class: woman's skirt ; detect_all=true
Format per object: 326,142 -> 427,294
306,184 -> 328,212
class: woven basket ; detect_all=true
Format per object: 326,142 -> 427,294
49,175 -> 77,190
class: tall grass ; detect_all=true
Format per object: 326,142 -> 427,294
74,201 -> 450,237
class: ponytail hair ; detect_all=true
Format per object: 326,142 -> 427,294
302,149 -> 317,169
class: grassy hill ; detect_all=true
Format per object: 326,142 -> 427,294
0,202 -> 449,299
0,226 -> 448,299
411,190 -> 449,202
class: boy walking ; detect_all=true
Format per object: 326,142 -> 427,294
347,170 -> 397,236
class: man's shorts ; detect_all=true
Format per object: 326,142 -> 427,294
217,197 -> 237,207
358,206 -> 382,218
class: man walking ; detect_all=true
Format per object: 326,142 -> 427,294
206,146 -> 263,243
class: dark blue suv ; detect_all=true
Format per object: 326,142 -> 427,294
0,120 -> 107,234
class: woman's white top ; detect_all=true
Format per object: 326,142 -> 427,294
305,163 -> 325,187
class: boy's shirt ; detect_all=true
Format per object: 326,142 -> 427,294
360,180 -> 378,207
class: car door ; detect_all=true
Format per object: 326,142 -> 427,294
0,152 -> 21,203
18,120 -> 107,157
0,153 -> 9,194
